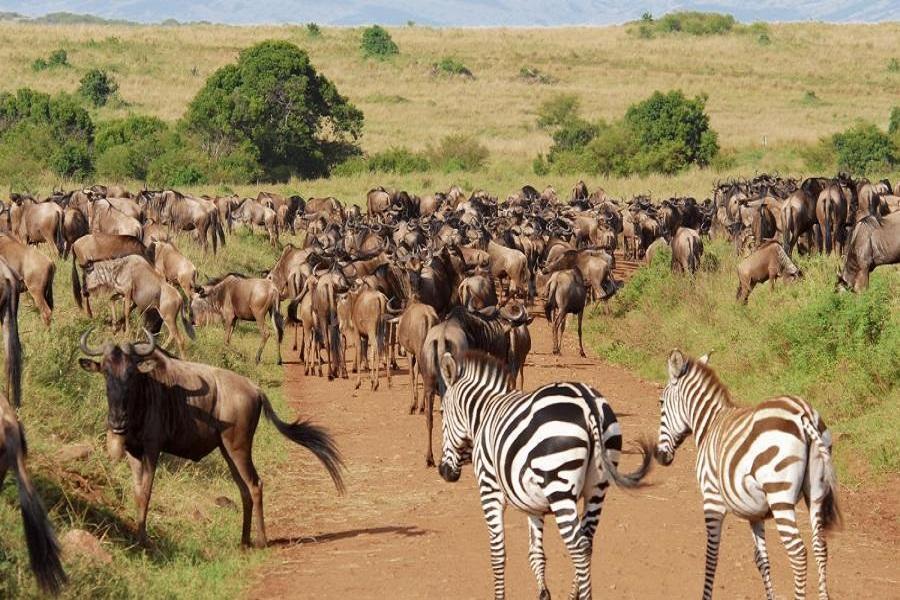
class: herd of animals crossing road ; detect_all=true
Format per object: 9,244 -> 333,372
0,174 -> 896,598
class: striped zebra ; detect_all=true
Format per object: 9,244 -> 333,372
437,351 -> 651,600
656,350 -> 841,600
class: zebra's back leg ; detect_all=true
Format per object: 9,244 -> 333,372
749,520 -> 776,600
701,508 -> 725,600
808,498 -> 830,600
771,504 -> 808,600
549,494 -> 591,600
527,515 -> 551,600
480,493 -> 507,599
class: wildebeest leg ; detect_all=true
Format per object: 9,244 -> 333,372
553,312 -> 566,355
224,314 -> 236,345
576,309 -> 586,358
127,452 -> 158,545
354,332 -> 363,390
371,327 -> 381,391
254,313 -> 269,364
123,294 -> 133,336
408,354 -> 419,414
425,390 -> 435,467
769,268 -> 779,291
220,445 -> 265,548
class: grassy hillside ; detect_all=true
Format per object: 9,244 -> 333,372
0,230 -> 329,598
2,22 -> 900,198
588,242 -> 900,481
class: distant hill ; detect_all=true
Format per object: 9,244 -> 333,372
5,1 -> 900,26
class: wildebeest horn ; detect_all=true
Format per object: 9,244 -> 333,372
133,329 -> 156,357
79,328 -> 103,357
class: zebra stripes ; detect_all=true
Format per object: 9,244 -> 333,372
656,350 -> 841,600
437,350 -> 651,600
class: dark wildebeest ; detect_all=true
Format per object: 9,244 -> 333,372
0,394 -> 66,593
344,284 -> 398,391
671,227 -> 704,275
9,196 -> 65,256
0,234 -> 54,326
145,190 -> 225,254
544,268 -> 587,358
736,240 -> 803,304
71,233 -> 147,317
194,274 -> 284,364
816,183 -> 848,255
837,212 -> 900,292
82,255 -> 196,356
782,178 -> 826,255
397,300 -> 439,414
61,206 -> 89,258
79,330 -> 344,548
0,259 -> 22,408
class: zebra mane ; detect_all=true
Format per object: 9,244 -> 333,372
685,359 -> 734,407
459,350 -> 511,389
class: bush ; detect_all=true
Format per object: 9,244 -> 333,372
361,25 -> 398,59
536,93 -> 580,130
549,118 -> 600,153
306,22 -> 321,37
32,48 -> 68,71
427,133 -> 489,172
889,106 -> 900,135
832,122 -> 896,176
799,139 -> 837,172
889,58 -> 900,73
186,40 -> 363,180
79,68 -> 118,107
368,147 -> 430,174
50,141 -> 93,179
656,11 -> 735,35
432,57 -> 473,78
625,90 -> 719,168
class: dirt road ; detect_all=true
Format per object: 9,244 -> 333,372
249,318 -> 898,599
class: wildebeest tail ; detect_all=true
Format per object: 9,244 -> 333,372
783,208 -> 795,255
214,215 -> 226,249
824,199 -> 833,254
4,284 -> 22,408
687,237 -> 700,274
180,296 -> 196,340
270,300 -> 284,344
5,421 -> 67,595
71,255 -> 83,310
45,262 -> 55,311
585,393 -> 652,489
54,215 -> 64,256
544,277 -> 558,322
260,394 -> 345,493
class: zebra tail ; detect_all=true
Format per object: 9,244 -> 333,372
801,416 -> 842,531
587,397 -> 652,489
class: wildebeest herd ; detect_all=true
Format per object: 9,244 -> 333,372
0,175 -> 895,598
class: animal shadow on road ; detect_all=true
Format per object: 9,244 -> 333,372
269,525 -> 428,547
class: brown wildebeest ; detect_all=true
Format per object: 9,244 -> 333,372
79,329 -> 344,548
0,258 -> 22,408
671,227 -> 704,274
397,301 -> 439,414
816,184 -> 848,255
83,255 -> 196,355
215,195 -> 241,233
485,239 -> 529,300
94,197 -> 143,223
194,274 -> 284,364
543,248 -> 618,303
457,266 -> 497,310
345,284 -> 395,391
782,178 -> 825,255
92,201 -> 143,239
0,394 -> 66,593
367,187 -> 392,216
144,190 -> 225,254
141,218 -> 171,247
149,241 -> 196,296
9,196 -> 64,256
837,212 -> 900,292
0,234 -> 55,326
71,233 -> 147,317
508,319 -> 533,390
310,265 -> 351,379
736,240 -> 803,304
62,206 -> 89,258
188,296 -> 224,327
286,277 -> 319,375
544,267 -> 587,358
235,198 -> 279,246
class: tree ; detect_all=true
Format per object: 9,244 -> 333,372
624,90 -> 718,169
186,40 -> 363,180
361,25 -> 398,59
832,123 -> 896,176
79,69 -> 118,107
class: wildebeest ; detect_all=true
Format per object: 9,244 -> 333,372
344,284 -> 395,391
0,234 -> 55,326
234,198 -> 279,246
78,330 -> 344,547
61,206 -> 89,258
83,255 -> 196,355
544,267 -> 587,357
71,233 -> 147,317
396,300 -> 439,413
736,240 -> 802,304
9,196 -> 65,256
143,190 -> 225,254
671,227 -> 703,274
0,394 -> 66,593
837,212 -> 900,292
815,183 -> 848,255
194,274 -> 284,364
149,241 -> 196,297
0,258 -> 22,408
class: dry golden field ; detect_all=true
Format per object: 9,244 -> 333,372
2,21 -> 900,198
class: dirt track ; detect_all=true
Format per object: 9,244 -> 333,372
248,317 -> 899,599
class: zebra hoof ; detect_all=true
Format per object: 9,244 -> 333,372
539,589 -> 551,600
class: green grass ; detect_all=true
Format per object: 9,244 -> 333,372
0,230 -> 295,598
587,241 -> 900,481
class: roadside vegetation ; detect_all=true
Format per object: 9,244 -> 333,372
0,231 -> 307,598
588,241 -> 900,480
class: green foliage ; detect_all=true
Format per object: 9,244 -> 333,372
432,56 -> 473,78
889,106 -> 900,135
360,25 -> 398,59
757,32 -> 771,45
832,122 -> 896,176
50,141 -> 93,179
186,40 -> 363,180
656,11 -> 735,35
426,133 -> 489,172
536,93 -> 580,130
518,66 -> 555,85
306,22 -> 321,37
31,48 -> 68,71
888,58 -> 900,73
367,147 -> 430,174
589,240 -> 900,476
799,138 -> 838,172
624,90 -> 718,168
78,68 -> 119,107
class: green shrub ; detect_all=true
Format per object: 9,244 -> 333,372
624,90 -> 719,168
656,11 -> 735,35
361,25 -> 398,59
186,40 -> 363,180
802,90 -> 821,105
432,56 -> 473,78
889,58 -> 900,73
799,138 -> 838,172
426,133 -> 489,172
889,106 -> 900,135
536,93 -> 580,130
832,122 -> 896,176
550,118 -> 600,152
757,32 -> 771,45
79,68 -> 118,107
50,141 -> 93,179
31,48 -> 68,71
306,22 -> 321,37
367,147 -> 430,174
331,156 -> 368,177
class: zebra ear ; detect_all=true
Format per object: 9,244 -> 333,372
698,352 -> 712,365
667,349 -> 686,380
440,352 -> 459,388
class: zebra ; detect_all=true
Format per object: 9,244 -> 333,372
655,349 -> 841,600
437,350 -> 652,600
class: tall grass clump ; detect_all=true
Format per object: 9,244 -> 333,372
426,133 -> 489,172
31,48 -> 69,71
588,239 -> 900,477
